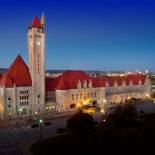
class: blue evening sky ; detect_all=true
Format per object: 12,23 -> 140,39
0,0 -> 154,71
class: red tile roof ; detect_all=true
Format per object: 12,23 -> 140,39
45,70 -> 147,91
29,16 -> 42,29
45,70 -> 91,91
45,77 -> 59,91
0,55 -> 32,87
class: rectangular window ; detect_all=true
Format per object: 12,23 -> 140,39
94,92 -> 96,97
80,93 -> 82,99
72,94 -> 74,100
76,94 -> 78,100
91,93 -> 93,97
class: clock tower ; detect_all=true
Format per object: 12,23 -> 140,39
28,14 -> 45,115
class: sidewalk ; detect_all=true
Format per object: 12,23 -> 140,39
0,110 -> 77,128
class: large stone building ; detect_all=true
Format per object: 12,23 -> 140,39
45,70 -> 151,112
0,15 -> 151,120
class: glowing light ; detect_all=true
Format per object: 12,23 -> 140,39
103,99 -> 107,103
46,107 -> 49,110
77,103 -> 82,107
0,102 -> 3,113
100,109 -> 105,113
82,98 -> 91,106
145,94 -> 150,98
35,112 -> 38,115
19,108 -> 23,112
39,118 -> 43,124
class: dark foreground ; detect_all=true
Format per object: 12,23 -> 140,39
31,105 -> 155,155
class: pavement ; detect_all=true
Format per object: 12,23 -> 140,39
0,116 -> 69,155
0,126 -> 26,155
0,111 -> 103,155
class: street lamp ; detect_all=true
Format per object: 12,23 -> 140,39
19,108 -> 23,120
38,118 -> 43,140
34,111 -> 38,120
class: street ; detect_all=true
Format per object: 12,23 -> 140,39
0,112 -> 103,155
0,117 -> 68,155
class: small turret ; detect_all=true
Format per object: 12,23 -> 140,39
41,13 -> 45,27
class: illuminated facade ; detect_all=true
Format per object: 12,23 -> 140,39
45,71 -> 151,112
0,15 -> 151,119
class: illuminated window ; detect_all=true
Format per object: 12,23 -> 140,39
80,93 -> 82,99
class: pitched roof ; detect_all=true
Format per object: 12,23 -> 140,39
45,70 -> 147,91
0,55 -> 32,87
29,16 -> 42,29
45,70 -> 91,91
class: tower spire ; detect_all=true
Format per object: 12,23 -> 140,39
41,13 -> 45,27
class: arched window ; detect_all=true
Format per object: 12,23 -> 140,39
70,104 -> 76,109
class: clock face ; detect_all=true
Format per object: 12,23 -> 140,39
36,41 -> 40,46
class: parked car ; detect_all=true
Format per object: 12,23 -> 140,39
31,123 -> 39,128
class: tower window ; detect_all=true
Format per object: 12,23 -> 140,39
8,104 -> 11,108
36,41 -> 40,46
38,55 -> 40,74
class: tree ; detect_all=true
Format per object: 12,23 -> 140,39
67,112 -> 94,134
103,104 -> 138,128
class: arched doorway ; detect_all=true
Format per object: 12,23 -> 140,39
92,100 -> 97,107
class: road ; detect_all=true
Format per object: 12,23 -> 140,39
0,117 -> 68,155
0,126 -> 25,154
0,112 -> 103,155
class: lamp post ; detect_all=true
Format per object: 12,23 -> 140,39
19,108 -> 23,121
39,118 -> 43,140
34,111 -> 38,120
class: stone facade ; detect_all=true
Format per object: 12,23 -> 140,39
28,15 -> 45,115
0,15 -> 152,120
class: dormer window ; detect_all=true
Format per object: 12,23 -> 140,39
83,80 -> 87,88
105,80 -> 109,87
77,80 -> 81,89
88,80 -> 92,88
122,80 -> 126,87
114,81 -> 118,87
129,80 -> 133,86
138,80 -> 142,85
